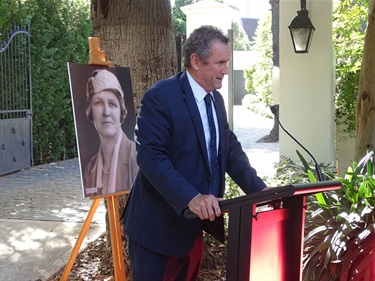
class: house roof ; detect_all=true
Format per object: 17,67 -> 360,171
240,17 -> 259,42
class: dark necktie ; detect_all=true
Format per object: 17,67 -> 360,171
204,94 -> 220,196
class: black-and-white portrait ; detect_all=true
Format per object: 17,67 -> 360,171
68,63 -> 137,198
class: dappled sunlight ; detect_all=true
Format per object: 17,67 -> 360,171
9,252 -> 22,263
46,205 -> 106,224
0,219 -> 105,280
4,222 -> 75,257
0,158 -> 107,280
9,229 -> 42,251
1,199 -> 105,224
52,207 -> 84,216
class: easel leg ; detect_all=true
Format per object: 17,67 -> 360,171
107,195 -> 126,281
60,198 -> 101,281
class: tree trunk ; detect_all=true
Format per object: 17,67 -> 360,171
91,0 -> 177,109
257,104 -> 279,143
270,0 -> 279,68
354,3 -> 375,161
90,0 -> 177,279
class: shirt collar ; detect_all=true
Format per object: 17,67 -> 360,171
186,70 -> 212,103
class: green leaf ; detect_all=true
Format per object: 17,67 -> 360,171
307,170 -> 318,183
315,192 -> 327,205
296,150 -> 311,173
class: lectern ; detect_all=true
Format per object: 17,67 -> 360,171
221,180 -> 341,280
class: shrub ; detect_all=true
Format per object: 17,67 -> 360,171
0,0 -> 92,164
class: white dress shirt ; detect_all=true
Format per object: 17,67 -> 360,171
186,70 -> 219,159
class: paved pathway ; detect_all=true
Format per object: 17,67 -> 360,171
0,105 -> 278,281
233,105 -> 279,178
0,160 -> 106,281
0,159 -> 105,223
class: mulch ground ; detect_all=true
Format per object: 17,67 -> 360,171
47,234 -> 227,281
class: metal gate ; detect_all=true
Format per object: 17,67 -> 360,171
0,24 -> 33,175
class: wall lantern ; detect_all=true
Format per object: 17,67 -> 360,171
288,0 -> 315,53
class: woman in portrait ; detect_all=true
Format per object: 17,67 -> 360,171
83,69 -> 137,197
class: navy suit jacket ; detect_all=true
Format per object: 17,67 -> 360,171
123,71 -> 266,257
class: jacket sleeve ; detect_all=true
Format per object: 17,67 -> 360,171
134,89 -> 200,215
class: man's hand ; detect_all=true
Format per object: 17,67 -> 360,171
188,194 -> 222,221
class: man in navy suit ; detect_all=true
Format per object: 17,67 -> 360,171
122,25 -> 267,280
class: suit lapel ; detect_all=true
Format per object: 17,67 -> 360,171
179,72 -> 210,169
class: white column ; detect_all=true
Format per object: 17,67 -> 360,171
279,0 -> 335,167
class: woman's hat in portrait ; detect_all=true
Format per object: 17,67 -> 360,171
86,69 -> 127,122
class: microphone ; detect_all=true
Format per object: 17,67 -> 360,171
270,105 -> 323,181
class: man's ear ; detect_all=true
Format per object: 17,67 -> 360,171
190,53 -> 200,70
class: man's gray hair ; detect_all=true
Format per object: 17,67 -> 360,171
182,25 -> 230,68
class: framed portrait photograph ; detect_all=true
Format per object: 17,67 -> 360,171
68,63 -> 137,198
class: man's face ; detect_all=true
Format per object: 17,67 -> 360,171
196,41 -> 230,92
91,90 -> 122,138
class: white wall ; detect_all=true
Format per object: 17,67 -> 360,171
279,0 -> 336,167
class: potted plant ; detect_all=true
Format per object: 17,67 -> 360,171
302,151 -> 375,280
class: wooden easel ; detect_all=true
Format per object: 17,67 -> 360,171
60,194 -> 127,281
61,37 -> 126,281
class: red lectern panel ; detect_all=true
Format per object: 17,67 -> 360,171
249,198 -> 305,281
223,180 -> 342,281
250,208 -> 292,280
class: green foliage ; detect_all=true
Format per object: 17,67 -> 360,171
0,0 -> 92,164
333,0 -> 368,135
263,155 -> 335,187
172,0 -> 194,35
300,151 -> 375,280
243,12 -> 273,117
222,175 -> 244,230
262,151 -> 375,278
232,20 -> 250,51
30,0 -> 92,163
0,1 -> 30,37
224,175 -> 243,200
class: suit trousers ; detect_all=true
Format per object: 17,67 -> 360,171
128,234 -> 204,281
